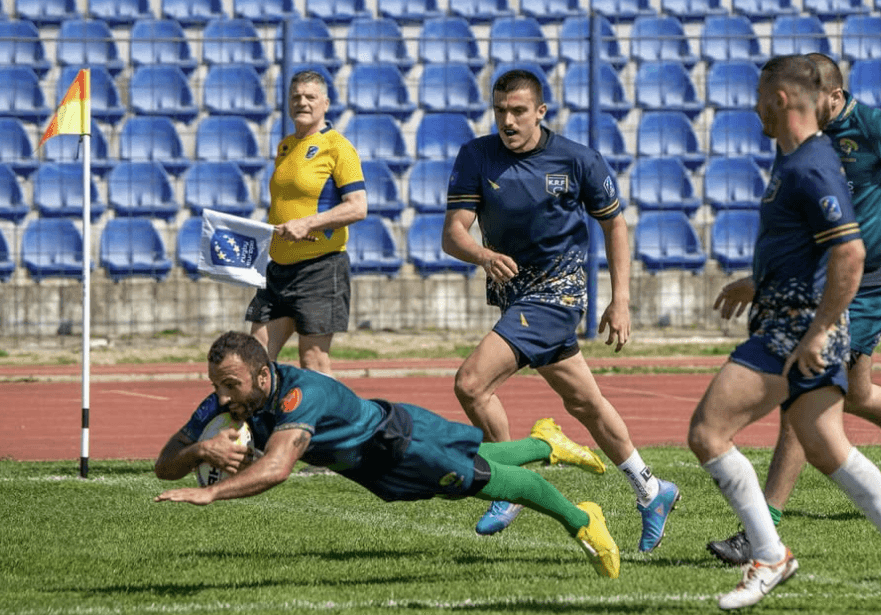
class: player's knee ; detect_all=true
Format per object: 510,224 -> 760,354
687,416 -> 714,461
453,368 -> 483,404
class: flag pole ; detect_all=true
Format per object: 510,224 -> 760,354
80,130 -> 91,479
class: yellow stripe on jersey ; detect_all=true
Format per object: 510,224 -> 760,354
592,199 -> 620,218
814,223 -> 860,244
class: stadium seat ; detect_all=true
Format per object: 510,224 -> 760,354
234,0 -> 297,24
195,116 -> 265,176
347,215 -> 403,276
343,114 -> 413,174
634,61 -> 704,119
520,0 -> 584,24
346,64 -> 417,121
635,211 -> 706,273
0,163 -> 29,224
130,18 -> 198,75
346,18 -> 415,73
41,119 -> 115,178
416,113 -> 475,160
709,110 -> 775,169
305,0 -> 370,25
203,64 -> 272,122
661,0 -> 726,21
629,157 -> 701,216
842,16 -> 881,62
559,15 -> 627,70
407,214 -> 477,276
712,209 -> 759,273
489,17 -> 556,73
0,20 -> 51,78
703,156 -> 765,212
803,0 -> 868,21
275,18 -> 341,73
630,15 -> 699,68
56,65 -> 126,125
490,63 -> 560,120
202,18 -> 270,73
418,63 -> 486,121
408,158 -> 455,214
771,16 -> 834,59
161,0 -> 225,27
705,60 -> 760,110
100,218 -> 172,282
108,161 -> 180,221
700,16 -> 767,66
56,19 -> 124,77
21,218 -> 88,281
563,112 -> 633,173
129,65 -> 199,123
590,0 -> 655,22
448,0 -> 514,24
88,0 -> 153,26
637,111 -> 705,171
418,17 -> 484,74
0,118 -> 38,178
562,61 -> 633,121
0,66 -> 51,124
378,0 -> 442,23
33,163 -> 106,221
361,161 -> 405,219
15,0 -> 79,26
732,0 -> 797,22
176,216 -> 203,279
849,59 -> 881,108
118,116 -> 190,176
0,228 -> 14,281
184,161 -> 256,218
276,65 -> 344,122
258,159 -> 274,208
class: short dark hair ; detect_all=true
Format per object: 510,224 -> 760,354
208,331 -> 271,378
290,69 -> 328,98
806,52 -> 844,93
761,55 -> 822,107
492,69 -> 544,107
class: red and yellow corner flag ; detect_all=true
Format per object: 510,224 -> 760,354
38,68 -> 91,148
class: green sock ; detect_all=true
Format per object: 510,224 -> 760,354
768,504 -> 782,526
477,438 -> 551,467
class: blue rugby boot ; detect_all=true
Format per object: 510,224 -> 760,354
637,478 -> 680,552
475,500 -> 524,535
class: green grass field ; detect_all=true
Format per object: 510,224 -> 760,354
3,447 -> 880,615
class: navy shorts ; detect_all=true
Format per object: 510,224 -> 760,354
493,300 -> 582,369
245,251 -> 351,336
848,286 -> 881,358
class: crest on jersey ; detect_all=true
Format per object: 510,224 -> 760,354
209,229 -> 259,269
546,174 -> 569,196
820,196 -> 842,222
305,145 -> 319,160
281,388 -> 303,414
762,176 -> 782,203
603,176 -> 616,198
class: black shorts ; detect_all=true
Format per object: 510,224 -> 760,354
245,251 -> 351,336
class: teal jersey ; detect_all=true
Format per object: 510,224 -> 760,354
825,93 -> 881,287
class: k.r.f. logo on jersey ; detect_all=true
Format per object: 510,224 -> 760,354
820,195 -> 842,222
209,229 -> 259,268
546,174 -> 569,196
305,145 -> 319,160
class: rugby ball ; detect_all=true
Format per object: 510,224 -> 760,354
195,413 -> 256,488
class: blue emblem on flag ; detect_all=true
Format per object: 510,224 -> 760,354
820,196 -> 842,222
305,145 -> 319,159
546,174 -> 569,196
210,230 -> 259,268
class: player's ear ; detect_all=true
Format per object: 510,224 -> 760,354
536,103 -> 547,124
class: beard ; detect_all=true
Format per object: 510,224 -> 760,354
228,384 -> 268,421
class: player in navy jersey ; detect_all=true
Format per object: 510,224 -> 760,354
688,55 -> 881,610
442,69 -> 679,550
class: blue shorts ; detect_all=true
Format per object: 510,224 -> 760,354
849,286 -> 881,357
493,300 -> 582,369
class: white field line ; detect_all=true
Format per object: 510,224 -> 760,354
105,389 -> 171,401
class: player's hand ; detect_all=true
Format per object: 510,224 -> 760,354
598,299 -> 631,352
482,252 -> 518,284
783,327 -> 828,379
714,277 -> 755,320
154,487 -> 215,506
274,219 -> 318,242
199,428 -> 249,475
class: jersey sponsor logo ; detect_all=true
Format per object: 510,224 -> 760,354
279,143 -> 290,156
839,138 -> 858,156
281,387 -> 303,413
762,176 -> 781,203
487,177 -> 500,191
520,312 -> 529,327
546,174 -> 569,196
305,145 -> 319,160
209,229 -> 260,268
603,176 -> 616,198
819,196 -> 842,222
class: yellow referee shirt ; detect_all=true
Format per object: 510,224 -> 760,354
268,125 -> 365,264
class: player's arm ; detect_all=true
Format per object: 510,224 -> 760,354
274,188 -> 367,242
442,209 -> 518,282
154,428 -> 248,481
714,276 -> 756,320
596,213 -> 631,351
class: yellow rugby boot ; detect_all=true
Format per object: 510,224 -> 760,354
530,418 -> 606,475
575,502 -> 620,579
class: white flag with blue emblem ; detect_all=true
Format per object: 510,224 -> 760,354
198,209 -> 274,288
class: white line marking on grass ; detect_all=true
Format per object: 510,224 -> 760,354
105,389 -> 171,401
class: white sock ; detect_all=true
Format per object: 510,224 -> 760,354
617,449 -> 660,505
828,447 -> 881,533
703,447 -> 786,563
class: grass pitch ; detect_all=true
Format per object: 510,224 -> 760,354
2,447 -> 880,615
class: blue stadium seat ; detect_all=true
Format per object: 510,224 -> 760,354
346,64 -> 417,121
563,61 -> 633,120
361,160 -> 405,219
176,216 -> 203,279
88,0 -> 153,26
418,63 -> 486,121
712,209 -> 759,273
118,116 -> 190,176
416,113 -> 475,160
0,20 -> 51,77
635,211 -> 706,273
408,158 -> 455,214
705,60 -> 760,110
41,119 -> 115,178
634,61 -> 703,119
559,15 -> 627,70
378,0 -> 442,23
700,15 -> 767,66
0,228 -> 14,281
100,218 -> 172,282
563,112 -> 633,173
258,159 -> 274,208
418,17 -> 484,73
203,18 -> 270,73
195,116 -> 264,176
842,15 -> 881,63
56,65 -> 125,125
15,0 -> 79,26
0,66 -> 51,124
21,218 -> 87,281
130,18 -> 198,75
305,0 -> 370,25
234,0 -> 297,24
489,17 -> 556,73
0,163 -> 28,223
161,0 -> 225,27
347,215 -> 403,276
108,161 -> 180,220
710,110 -> 775,169
275,18 -> 341,73
637,111 -> 705,171
590,0 -> 655,23
203,64 -> 272,122
33,163 -> 106,221
771,16 -> 834,59
703,156 -> 765,212
803,0 -> 868,22
448,0 -> 514,24
490,63 -> 560,120
661,0 -> 726,21
346,18 -> 415,73
630,15 -> 699,68
629,157 -> 701,216
407,214 -> 477,276
520,0 -> 584,24
56,19 -> 125,77
129,65 -> 199,123
184,161 -> 256,217
0,118 -> 38,178
276,65 -> 344,122
732,0 -> 797,22
849,59 -> 881,108
343,114 -> 413,174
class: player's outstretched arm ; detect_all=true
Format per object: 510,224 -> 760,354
597,215 -> 631,351
154,428 -> 248,481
